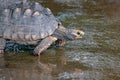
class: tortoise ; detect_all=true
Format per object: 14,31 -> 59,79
0,0 -> 84,56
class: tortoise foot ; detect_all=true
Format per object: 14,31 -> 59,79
33,49 -> 39,56
56,39 -> 66,47
33,36 -> 57,56
0,49 -> 4,54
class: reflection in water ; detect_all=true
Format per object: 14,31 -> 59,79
0,54 -> 53,80
0,48 -> 86,80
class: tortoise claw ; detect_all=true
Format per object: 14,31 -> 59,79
0,50 -> 3,53
33,48 -> 40,56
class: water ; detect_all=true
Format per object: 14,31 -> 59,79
0,0 -> 120,80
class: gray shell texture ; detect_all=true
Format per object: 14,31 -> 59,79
0,0 -> 23,8
0,1 -> 58,41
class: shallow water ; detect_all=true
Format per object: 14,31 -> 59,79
0,0 -> 120,80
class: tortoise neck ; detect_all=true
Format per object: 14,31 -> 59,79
53,25 -> 76,40
53,25 -> 68,40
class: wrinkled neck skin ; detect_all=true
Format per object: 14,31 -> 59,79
53,26 -> 76,41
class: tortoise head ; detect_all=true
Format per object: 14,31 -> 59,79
53,25 -> 84,46
54,25 -> 84,46
67,29 -> 85,40
54,25 -> 85,40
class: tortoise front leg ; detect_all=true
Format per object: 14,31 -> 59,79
34,36 -> 57,56
0,38 -> 6,54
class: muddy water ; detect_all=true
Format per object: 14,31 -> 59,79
0,0 -> 120,80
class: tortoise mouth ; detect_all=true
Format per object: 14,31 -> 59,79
55,39 -> 66,47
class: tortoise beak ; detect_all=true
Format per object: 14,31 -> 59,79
72,30 -> 85,39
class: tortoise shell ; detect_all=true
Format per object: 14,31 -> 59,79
0,1 -> 59,42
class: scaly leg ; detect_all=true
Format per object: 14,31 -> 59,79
34,36 -> 57,56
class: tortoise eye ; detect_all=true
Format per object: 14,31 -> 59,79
77,32 -> 80,35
